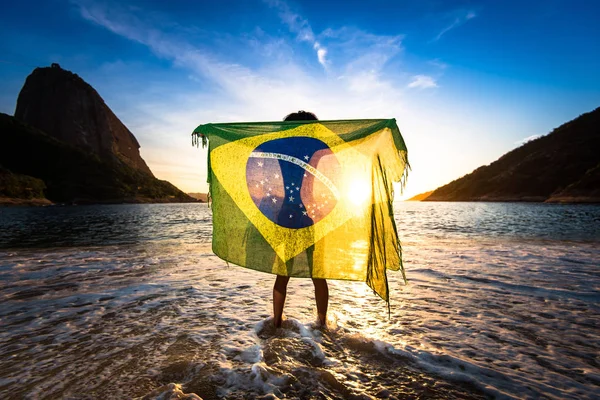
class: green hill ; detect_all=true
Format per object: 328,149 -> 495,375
0,166 -> 51,206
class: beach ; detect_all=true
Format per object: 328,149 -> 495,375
0,202 -> 599,399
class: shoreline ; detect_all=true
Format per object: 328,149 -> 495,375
4,197 -> 599,207
414,197 -> 600,204
0,197 -> 53,207
0,197 -> 203,207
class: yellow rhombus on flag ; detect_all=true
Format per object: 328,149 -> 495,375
192,119 -> 409,303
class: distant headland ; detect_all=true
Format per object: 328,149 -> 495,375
0,64 -> 196,206
411,107 -> 600,203
187,193 -> 208,202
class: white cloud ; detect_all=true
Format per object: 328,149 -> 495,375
408,75 -> 438,89
70,0 -> 417,192
314,42 -> 327,67
72,0 -> 408,118
72,0 -> 499,201
264,0 -> 328,68
514,134 -> 542,146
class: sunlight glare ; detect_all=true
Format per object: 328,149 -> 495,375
346,178 -> 371,206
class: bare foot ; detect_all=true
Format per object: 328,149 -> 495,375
273,315 -> 285,328
316,315 -> 327,328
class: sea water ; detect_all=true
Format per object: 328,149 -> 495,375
0,202 -> 598,399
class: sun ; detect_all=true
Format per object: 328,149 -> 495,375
346,178 -> 371,207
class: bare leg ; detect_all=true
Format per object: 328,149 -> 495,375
312,278 -> 329,326
273,275 -> 290,328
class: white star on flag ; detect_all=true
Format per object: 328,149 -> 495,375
272,198 -> 277,203
304,155 -> 309,160
289,196 -> 295,202
257,161 -> 263,167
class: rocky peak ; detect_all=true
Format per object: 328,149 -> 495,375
15,64 -> 153,175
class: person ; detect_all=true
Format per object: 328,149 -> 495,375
273,110 -> 329,328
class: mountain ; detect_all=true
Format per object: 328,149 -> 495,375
187,192 -> 208,202
0,113 -> 194,204
424,107 -> 600,203
1,64 -> 195,205
406,191 -> 434,201
15,64 -> 152,175
547,163 -> 600,202
15,64 -> 153,175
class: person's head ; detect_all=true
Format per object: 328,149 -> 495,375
283,110 -> 318,121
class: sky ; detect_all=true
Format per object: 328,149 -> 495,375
1,0 -> 599,199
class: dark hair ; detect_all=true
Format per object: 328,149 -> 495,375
283,110 -> 318,121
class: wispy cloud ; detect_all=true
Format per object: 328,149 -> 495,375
71,0 -> 470,199
428,59 -> 448,70
322,27 -> 403,68
408,75 -> 437,89
72,0 -> 409,117
264,0 -> 328,68
433,10 -> 476,41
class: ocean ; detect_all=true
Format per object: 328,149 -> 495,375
0,202 -> 599,399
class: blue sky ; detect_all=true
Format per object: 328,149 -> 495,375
1,0 -> 599,198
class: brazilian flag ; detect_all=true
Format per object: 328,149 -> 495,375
192,119 -> 409,303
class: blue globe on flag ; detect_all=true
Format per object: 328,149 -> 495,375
246,137 -> 341,229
